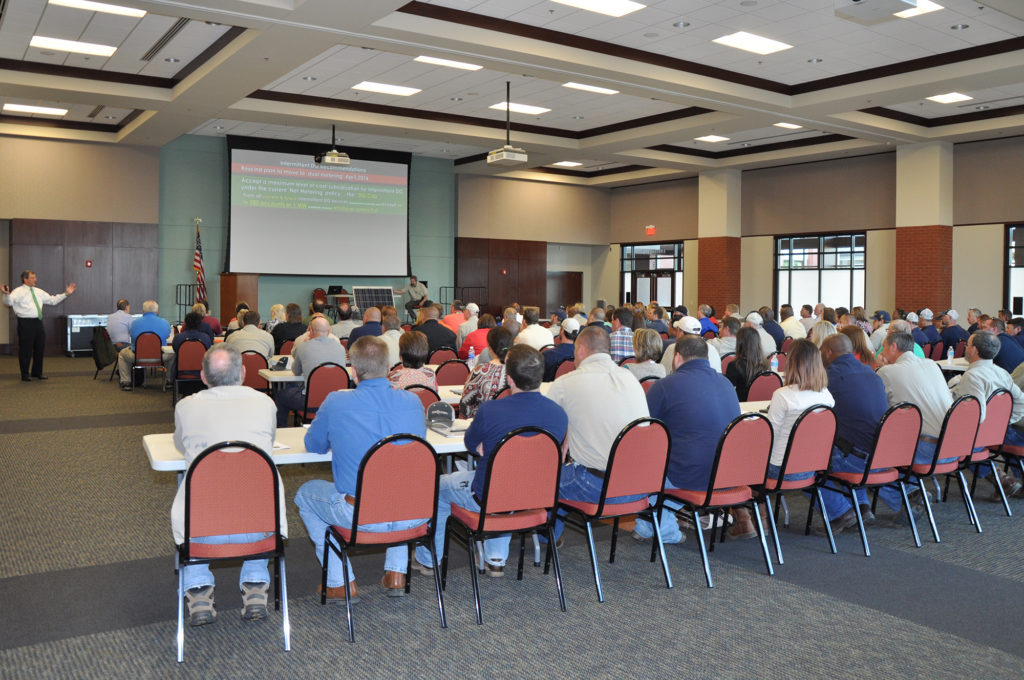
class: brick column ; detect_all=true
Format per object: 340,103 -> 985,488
894,225 -> 952,313
697,236 -> 740,317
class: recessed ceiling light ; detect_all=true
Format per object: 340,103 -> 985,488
3,103 -> 68,116
301,75 -> 317,81
695,134 -> 729,143
950,23 -> 968,29
774,122 -> 802,129
30,35 -> 116,57
740,0 -> 757,6
926,92 -> 972,104
643,32 -> 658,38
673,20 -> 690,28
213,125 -> 224,130
807,57 -> 822,63
48,0 -> 146,17
975,105 -> 990,110
572,114 -> 585,120
489,101 -> 551,115
553,161 -> 583,167
103,114 -> 116,119
712,31 -> 792,55
414,55 -> 483,70
742,143 -> 751,147
164,57 -> 180,63
450,96 -> 463,102
563,82 -> 619,95
39,51 -> 55,56
894,0 -> 942,18
550,0 -> 646,18
352,81 -> 421,96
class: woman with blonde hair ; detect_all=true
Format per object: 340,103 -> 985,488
266,303 -> 286,332
627,328 -> 666,381
810,320 -> 837,347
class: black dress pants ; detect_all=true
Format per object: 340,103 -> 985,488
17,317 -> 45,378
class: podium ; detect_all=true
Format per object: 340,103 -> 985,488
219,274 -> 259,325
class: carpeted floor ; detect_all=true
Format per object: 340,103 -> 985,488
1,355 -> 1022,679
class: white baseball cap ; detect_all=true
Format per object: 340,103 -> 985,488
673,316 -> 702,335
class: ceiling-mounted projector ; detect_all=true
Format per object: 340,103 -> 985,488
487,145 -> 528,166
315,149 -> 350,166
835,0 -> 916,24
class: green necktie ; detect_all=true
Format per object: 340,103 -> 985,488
29,287 -> 41,319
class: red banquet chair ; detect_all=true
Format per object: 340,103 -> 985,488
558,418 -> 673,602
241,350 -> 269,393
176,441 -> 289,662
639,376 -> 660,393
442,426 -> 565,624
173,339 -> 207,403
280,340 -> 295,356
132,331 -> 167,391
769,351 -> 787,373
553,358 -> 575,379
293,362 -> 349,425
435,359 -> 470,386
321,434 -> 445,642
747,371 -> 783,401
405,384 -> 441,410
966,389 -> 1014,516
429,347 -> 458,364
720,353 -> 736,373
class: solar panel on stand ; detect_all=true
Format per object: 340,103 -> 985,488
353,286 -> 397,312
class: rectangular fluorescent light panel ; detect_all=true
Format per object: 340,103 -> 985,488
926,92 -> 972,104
695,134 -> 729,143
352,81 -> 421,96
712,31 -> 792,55
550,0 -> 646,18
489,101 -> 551,115
30,35 -> 117,56
553,161 -> 583,167
563,82 -> 619,95
895,0 -> 942,18
414,55 -> 482,71
49,0 -> 146,17
774,122 -> 803,129
3,103 -> 68,116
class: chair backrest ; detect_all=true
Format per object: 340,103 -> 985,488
932,395 -> 981,467
720,352 -> 736,373
702,330 -> 716,339
478,427 -> 562,520
350,435 -> 439,535
280,340 -> 295,356
539,344 -> 555,353
435,359 -> 470,386
600,419 -> 670,510
177,339 -> 207,378
428,347 -> 458,364
659,332 -> 669,341
780,337 -> 794,353
405,383 -> 441,410
494,385 -> 511,400
700,414 -> 773,506
977,389 -> 1013,449
241,351 -> 269,391
618,357 -> 637,366
747,371 -> 783,401
774,405 -> 837,479
864,402 -> 922,472
313,287 -> 328,304
183,442 -> 280,559
770,351 -> 787,373
554,357 -> 575,378
929,341 -> 945,361
135,332 -> 163,363
954,340 -> 966,358
639,375 -> 659,393
553,335 -> 563,345
304,362 -> 349,411
921,342 -> 932,359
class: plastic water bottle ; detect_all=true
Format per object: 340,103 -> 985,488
467,345 -> 475,366
947,346 -> 954,364
770,354 -> 779,374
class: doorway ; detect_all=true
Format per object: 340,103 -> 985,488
547,271 -> 583,315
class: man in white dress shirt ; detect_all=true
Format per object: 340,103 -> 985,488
514,306 -> 553,350
1,269 -> 76,381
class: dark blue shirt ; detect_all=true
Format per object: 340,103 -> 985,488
647,320 -> 669,335
463,391 -> 568,500
922,324 -> 941,345
763,319 -> 785,348
543,343 -> 575,381
940,324 -> 968,354
994,333 -> 1024,374
348,321 -> 382,344
645,358 -> 740,490
825,353 -> 888,454
911,327 -> 929,348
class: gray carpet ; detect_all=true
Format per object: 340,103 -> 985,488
1,355 -> 1022,679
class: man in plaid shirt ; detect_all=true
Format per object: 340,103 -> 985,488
609,307 -> 635,363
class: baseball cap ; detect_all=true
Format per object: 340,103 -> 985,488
905,312 -> 919,323
919,308 -> 934,321
552,309 -> 567,322
872,310 -> 891,323
944,308 -> 959,322
673,316 -> 702,335
745,312 -> 764,327
561,318 -> 581,334
466,302 -> 479,314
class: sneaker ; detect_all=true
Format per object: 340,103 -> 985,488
240,582 -> 268,621
184,585 -> 216,627
412,561 -> 435,577
317,581 -> 360,604
485,563 -> 505,578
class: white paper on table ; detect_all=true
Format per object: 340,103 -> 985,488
273,440 -> 289,450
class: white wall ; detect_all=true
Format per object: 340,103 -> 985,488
866,229 -> 896,314
952,223 -> 1004,316
740,236 -> 773,312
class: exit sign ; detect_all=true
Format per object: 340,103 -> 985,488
645,224 -> 656,236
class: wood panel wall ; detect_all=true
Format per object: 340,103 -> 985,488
9,219 -> 158,354
454,237 -> 546,318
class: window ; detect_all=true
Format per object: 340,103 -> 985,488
620,243 -> 683,309
1006,224 -> 1024,315
775,233 -> 865,311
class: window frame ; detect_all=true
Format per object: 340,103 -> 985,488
773,230 -> 867,311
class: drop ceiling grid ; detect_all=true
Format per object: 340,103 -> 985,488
885,82 -> 1024,118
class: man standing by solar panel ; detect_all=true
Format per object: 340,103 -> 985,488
395,275 -> 428,322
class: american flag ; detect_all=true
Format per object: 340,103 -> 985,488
193,225 -> 207,302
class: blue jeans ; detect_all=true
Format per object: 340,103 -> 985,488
551,463 -> 645,540
817,446 -> 905,517
975,426 -> 1024,479
414,470 -> 511,569
632,478 -> 684,544
182,533 -> 270,591
295,480 -> 427,587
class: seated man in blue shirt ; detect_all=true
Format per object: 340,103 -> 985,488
542,318 -> 578,381
939,309 -> 969,355
294,336 -> 428,599
116,299 -> 172,390
106,298 -> 132,350
414,345 -> 567,578
632,334 -> 741,543
981,317 -> 1024,374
